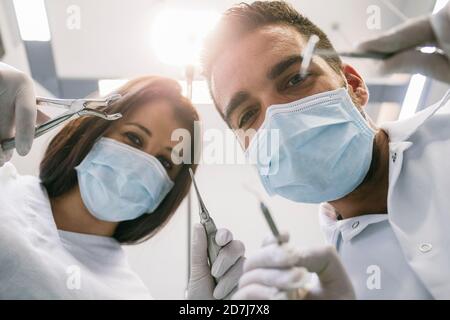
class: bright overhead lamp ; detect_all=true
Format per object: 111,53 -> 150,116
151,8 -> 220,67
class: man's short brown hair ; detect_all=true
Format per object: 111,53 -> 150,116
202,1 -> 342,94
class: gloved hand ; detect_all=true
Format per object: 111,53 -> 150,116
0,62 -> 37,166
187,223 -> 245,300
355,3 -> 450,83
232,233 -> 355,300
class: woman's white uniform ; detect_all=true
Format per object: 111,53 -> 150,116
0,163 -> 152,299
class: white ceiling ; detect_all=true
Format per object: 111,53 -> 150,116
43,0 -> 436,80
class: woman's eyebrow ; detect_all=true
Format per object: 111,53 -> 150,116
125,122 -> 152,137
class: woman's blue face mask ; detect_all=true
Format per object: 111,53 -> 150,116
75,137 -> 174,222
245,87 -> 375,203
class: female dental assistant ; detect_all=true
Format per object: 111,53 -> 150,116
0,62 -> 244,299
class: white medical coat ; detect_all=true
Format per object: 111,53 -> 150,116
320,90 -> 450,299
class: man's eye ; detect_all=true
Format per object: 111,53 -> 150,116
286,73 -> 307,88
157,156 -> 173,170
238,108 -> 259,129
124,132 -> 143,147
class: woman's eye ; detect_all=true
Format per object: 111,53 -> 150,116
124,132 -> 143,147
238,108 -> 259,129
157,156 -> 173,171
286,73 -> 307,88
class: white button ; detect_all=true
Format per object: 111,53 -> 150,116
352,221 -> 360,229
392,153 -> 397,162
419,243 -> 432,253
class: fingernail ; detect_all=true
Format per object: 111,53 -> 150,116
211,259 -> 223,277
216,231 -> 232,245
16,144 -> 31,156
211,263 -> 218,277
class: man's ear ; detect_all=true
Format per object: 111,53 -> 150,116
341,64 -> 369,107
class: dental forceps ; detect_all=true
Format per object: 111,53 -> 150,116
189,168 -> 221,278
1,94 -> 122,151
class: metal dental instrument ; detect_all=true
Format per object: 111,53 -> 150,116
314,49 -> 394,60
244,185 -> 283,245
259,200 -> 283,245
314,46 -> 442,60
300,34 -> 320,79
1,94 -> 122,151
189,169 -> 221,276
260,203 -> 307,299
299,34 -> 394,77
303,32 -> 436,62
244,185 -> 306,299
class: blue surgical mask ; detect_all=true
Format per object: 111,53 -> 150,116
246,87 -> 375,203
75,137 -> 174,222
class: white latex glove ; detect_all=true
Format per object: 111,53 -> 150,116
356,3 -> 450,83
0,63 -> 37,166
233,233 -> 355,300
187,223 -> 245,300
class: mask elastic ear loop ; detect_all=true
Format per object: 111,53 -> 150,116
360,108 -> 370,121
343,80 -> 349,90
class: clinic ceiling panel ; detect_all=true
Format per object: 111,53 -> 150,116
45,0 -> 435,80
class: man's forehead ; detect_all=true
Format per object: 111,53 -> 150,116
211,25 -> 308,112
259,24 -> 307,47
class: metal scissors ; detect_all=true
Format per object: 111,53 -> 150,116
1,94 -> 122,151
189,168 -> 221,280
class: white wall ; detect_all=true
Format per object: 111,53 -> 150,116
43,0 -> 435,81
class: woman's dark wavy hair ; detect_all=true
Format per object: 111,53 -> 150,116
40,76 -> 199,244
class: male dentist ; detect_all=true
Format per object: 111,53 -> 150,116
202,1 -> 450,299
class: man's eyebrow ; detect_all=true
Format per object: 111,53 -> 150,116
125,122 -> 152,137
267,55 -> 303,80
224,91 -> 250,124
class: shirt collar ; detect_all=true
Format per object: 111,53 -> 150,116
381,89 -> 450,143
319,203 -> 388,244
